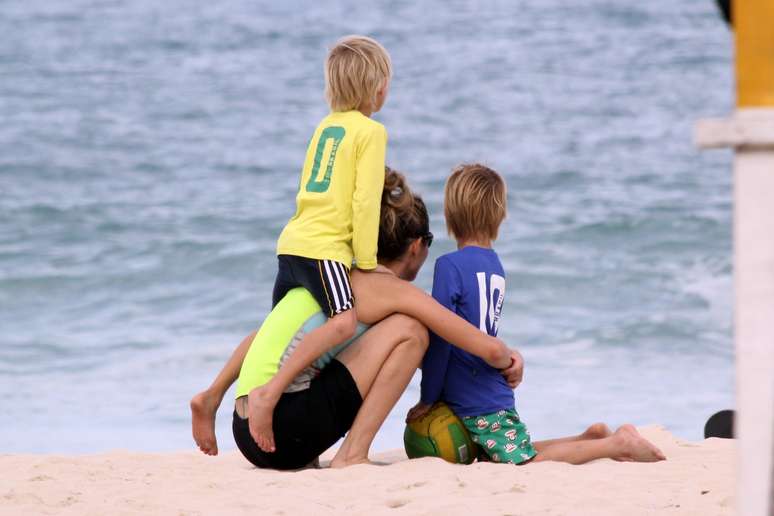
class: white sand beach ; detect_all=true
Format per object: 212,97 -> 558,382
0,426 -> 734,516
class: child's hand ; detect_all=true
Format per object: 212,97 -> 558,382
406,402 -> 432,423
501,350 -> 524,389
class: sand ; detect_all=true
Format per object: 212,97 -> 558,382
0,426 -> 734,516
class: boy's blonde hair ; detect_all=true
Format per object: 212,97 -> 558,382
444,164 -> 507,242
325,35 -> 392,112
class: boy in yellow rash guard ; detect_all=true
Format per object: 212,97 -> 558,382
248,35 -> 393,453
275,110 -> 386,271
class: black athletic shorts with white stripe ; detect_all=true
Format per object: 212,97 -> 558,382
272,254 -> 354,318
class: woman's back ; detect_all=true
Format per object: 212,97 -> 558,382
236,288 -> 368,396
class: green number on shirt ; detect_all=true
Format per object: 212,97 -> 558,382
306,126 -> 346,193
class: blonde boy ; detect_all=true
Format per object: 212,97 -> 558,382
247,35 -> 392,453
408,164 -> 539,464
408,165 -> 667,465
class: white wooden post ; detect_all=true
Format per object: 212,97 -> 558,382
696,109 -> 774,516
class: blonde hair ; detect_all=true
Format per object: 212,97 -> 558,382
444,164 -> 507,241
325,35 -> 392,112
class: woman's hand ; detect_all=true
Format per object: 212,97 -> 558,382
406,401 -> 433,423
501,350 -> 524,389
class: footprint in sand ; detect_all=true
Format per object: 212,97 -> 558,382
386,498 -> 409,508
28,475 -> 53,482
509,483 -> 526,493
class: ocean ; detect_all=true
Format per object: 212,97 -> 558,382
0,0 -> 734,453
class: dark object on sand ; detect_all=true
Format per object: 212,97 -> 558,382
716,0 -> 732,26
704,409 -> 735,439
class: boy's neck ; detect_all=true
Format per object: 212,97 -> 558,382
456,237 -> 493,250
333,108 -> 373,117
357,99 -> 377,118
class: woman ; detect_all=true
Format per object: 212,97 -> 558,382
191,168 -> 521,469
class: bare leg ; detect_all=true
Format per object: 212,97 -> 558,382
532,424 -> 666,465
190,331 -> 256,455
328,314 -> 429,468
532,422 -> 612,452
249,308 -> 358,452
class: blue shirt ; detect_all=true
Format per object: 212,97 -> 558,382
420,246 -> 514,417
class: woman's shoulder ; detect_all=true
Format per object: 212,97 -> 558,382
352,267 -> 407,288
352,268 -> 428,301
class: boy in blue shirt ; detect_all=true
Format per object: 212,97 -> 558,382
413,163 -> 534,464
408,164 -> 667,465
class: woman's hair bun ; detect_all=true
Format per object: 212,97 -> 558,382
378,166 -> 428,261
382,166 -> 413,210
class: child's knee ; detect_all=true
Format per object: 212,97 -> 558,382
330,308 -> 358,340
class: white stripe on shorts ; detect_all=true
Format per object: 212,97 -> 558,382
323,260 -> 342,313
337,262 -> 353,302
335,262 -> 353,312
331,262 -> 349,311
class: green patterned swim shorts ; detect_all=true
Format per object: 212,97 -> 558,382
462,409 -> 537,464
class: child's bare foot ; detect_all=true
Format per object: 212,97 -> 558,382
612,425 -> 666,462
581,422 -> 613,440
248,386 -> 279,453
190,390 -> 221,455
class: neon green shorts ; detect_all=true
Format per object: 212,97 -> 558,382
462,409 -> 537,464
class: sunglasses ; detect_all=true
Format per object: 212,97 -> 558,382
420,231 -> 433,248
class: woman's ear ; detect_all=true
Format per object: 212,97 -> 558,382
408,237 -> 423,256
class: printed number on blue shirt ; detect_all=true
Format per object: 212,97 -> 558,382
476,272 -> 505,335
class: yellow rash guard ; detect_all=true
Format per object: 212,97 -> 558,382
276,110 -> 387,270
235,288 -> 369,397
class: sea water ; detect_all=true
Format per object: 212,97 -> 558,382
0,0 -> 733,453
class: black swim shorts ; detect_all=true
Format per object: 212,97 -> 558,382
272,255 -> 354,318
232,358 -> 362,470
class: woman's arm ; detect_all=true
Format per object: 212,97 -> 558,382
354,271 -> 512,369
206,331 -> 257,400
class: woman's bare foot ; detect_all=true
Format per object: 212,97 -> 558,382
330,455 -> 376,468
581,422 -> 613,440
248,386 -> 279,453
328,441 -> 372,468
190,390 -> 221,456
612,425 -> 666,462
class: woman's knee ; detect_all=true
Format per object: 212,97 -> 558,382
386,314 -> 428,350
